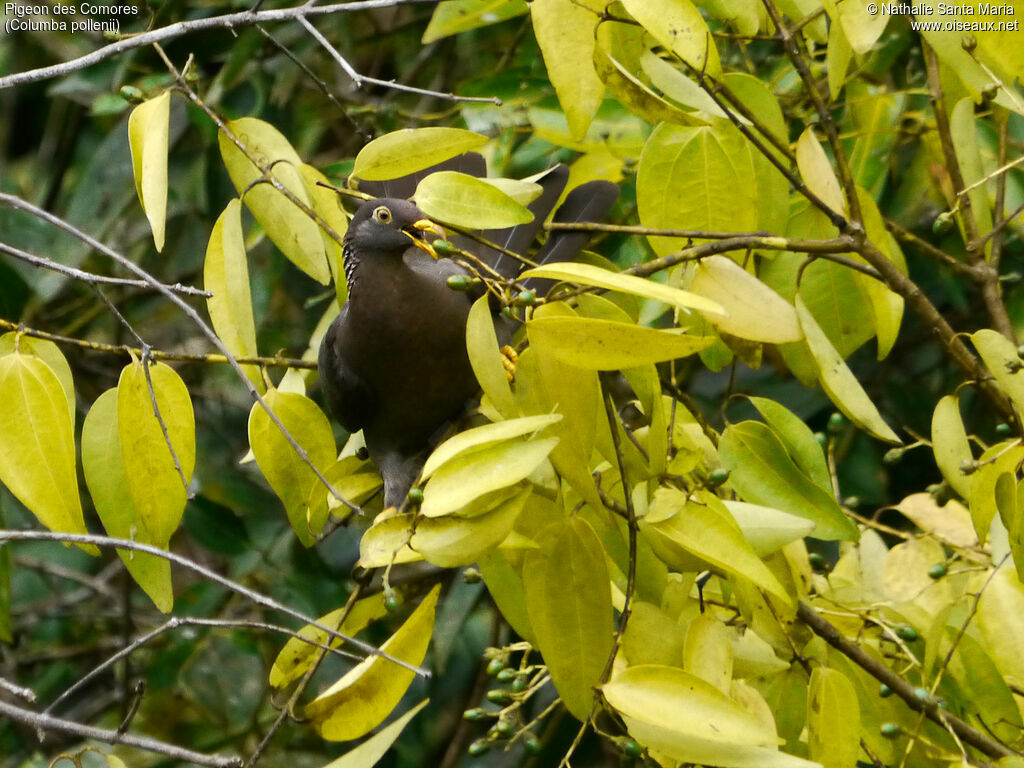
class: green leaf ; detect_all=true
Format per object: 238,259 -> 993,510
422,414 -> 562,479
835,0 -> 888,54
641,51 -> 726,119
321,699 -> 430,768
247,388 -> 336,545
219,117 -> 330,284
300,164 -> 349,305
413,486 -> 531,566
826,22 -> 852,100
531,0 -> 605,140
972,329 -> 1024,424
420,437 -> 558,517
719,421 -> 857,540
796,296 -> 901,443
422,0 -> 528,42
352,128 -> 489,182
414,171 -> 532,228
527,315 -> 715,369
466,295 -> 516,418
306,585 -> 439,741
0,332 -> 75,427
641,489 -> 793,605
524,516 -> 614,720
620,0 -> 721,77
747,397 -> 831,493
854,188 -> 904,358
722,501 -> 816,556
970,441 -> 1024,544
795,128 -> 845,215
118,360 -> 195,546
83,389 -> 173,612
637,122 -> 757,257
977,567 -> 1024,695
127,91 -> 170,251
270,593 -> 388,689
807,667 -> 860,768
0,352 -> 94,553
518,262 -> 726,316
480,548 -> 534,642
931,394 -> 972,499
204,199 -> 261,392
689,257 -> 802,343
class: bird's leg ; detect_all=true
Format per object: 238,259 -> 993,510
500,345 -> 518,382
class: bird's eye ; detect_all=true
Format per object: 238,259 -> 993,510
372,206 -> 392,224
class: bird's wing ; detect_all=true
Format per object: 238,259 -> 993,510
317,308 -> 376,434
355,152 -> 487,200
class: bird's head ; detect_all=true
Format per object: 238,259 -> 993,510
346,198 -> 446,259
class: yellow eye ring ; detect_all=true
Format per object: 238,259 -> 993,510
372,206 -> 392,224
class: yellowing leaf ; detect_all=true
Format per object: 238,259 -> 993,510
270,593 -> 388,689
528,316 -> 715,369
414,171 -> 532,228
358,513 -> 423,569
300,164 -> 349,305
422,414 -> 562,479
128,91 -> 170,251
519,262 -> 726,316
118,361 -> 195,547
531,0 -> 604,140
423,0 -> 528,42
972,329 -> 1024,423
205,199 -> 261,392
795,128 -> 846,216
684,613 -> 733,694
0,353 -> 94,553
420,437 -> 558,517
524,517 -> 614,720
892,493 -> 976,547
247,389 -> 336,546
353,129 -> 489,181
466,295 -> 516,418
689,257 -> 802,343
322,699 -> 430,768
620,0 -> 721,77
931,395 -> 972,499
306,586 -> 439,741
970,441 -> 1024,544
0,332 -> 75,427
978,568 -> 1024,693
219,118 -> 330,284
413,486 -> 531,566
83,389 -> 173,612
807,667 -> 860,768
722,501 -> 816,556
836,0 -> 888,54
796,296 -> 900,444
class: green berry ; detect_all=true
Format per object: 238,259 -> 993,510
511,674 -> 528,693
879,683 -> 892,698
446,274 -> 471,291
814,432 -> 827,448
493,719 -> 515,737
622,740 -> 642,758
996,423 -> 1013,436
487,688 -> 511,704
896,625 -> 918,642
708,468 -> 730,487
468,739 -> 491,756
406,487 -> 423,507
913,687 -> 929,702
928,563 -> 947,579
496,668 -> 516,682
119,85 -> 144,104
486,658 -> 505,676
523,734 -> 541,755
808,552 -> 825,570
932,211 -> 955,234
827,412 -> 846,434
514,289 -> 536,307
880,722 -> 900,738
463,708 -> 488,721
384,594 -> 401,612
883,448 -> 905,465
433,240 -> 458,256
843,496 -> 860,508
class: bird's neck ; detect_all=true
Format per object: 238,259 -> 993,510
342,242 -> 360,296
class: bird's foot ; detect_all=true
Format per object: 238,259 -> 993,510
500,346 -> 518,382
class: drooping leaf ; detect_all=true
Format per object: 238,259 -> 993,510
977,567 -> 1024,694
722,501 -> 816,556
219,117 -> 330,284
358,513 -> 422,569
300,164 -> 349,305
306,586 -> 439,741
321,699 -> 430,768
524,516 -> 614,720
807,667 -> 860,768
795,128 -> 846,215
422,415 -> 562,479
950,97 -> 994,250
352,128 -> 489,181
620,0 -> 721,77
747,397 -> 831,493
414,171 -> 532,228
972,329 -> 1024,423
413,486 -> 531,566
0,352 -> 93,553
931,394 -> 973,499
683,612 -> 734,694
466,295 -> 516,418
247,388 -> 336,546
422,0 -> 528,42
127,91 -> 170,251
118,360 -> 195,547
835,0 -> 888,55
0,332 -> 75,427
83,389 -> 173,612
970,442 -> 1024,544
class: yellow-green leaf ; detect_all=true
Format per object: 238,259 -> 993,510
620,0 -> 721,77
321,699 -> 430,768
722,501 -> 816,556
826,20 -> 852,99
519,262 -> 726,317
420,437 -> 558,517
836,0 -> 888,55
128,91 -> 170,251
527,316 -> 715,369
301,164 -> 349,305
524,517 -> 614,720
422,415 -> 562,479
352,128 -> 489,182
118,361 -> 195,546
414,171 -> 532,228
531,0 -> 604,140
0,353 -> 94,553
270,593 -> 388,689
358,513 -> 422,569
747,396 -> 831,492
807,667 -> 860,768
795,128 -> 846,216
950,96 -> 994,251
689,257 -> 802,343
306,586 -> 439,741
423,0 -> 527,41
413,486 -> 531,567
219,117 -> 330,284
970,441 -> 1024,544
466,295 -> 516,418
684,612 -> 733,694
0,333 -> 75,427
83,389 -> 173,611
204,199 -> 261,392
796,296 -> 900,443
931,394 -> 972,499
973,329 -> 1024,422
247,389 -> 336,545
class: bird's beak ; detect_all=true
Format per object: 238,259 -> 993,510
406,218 -> 446,259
